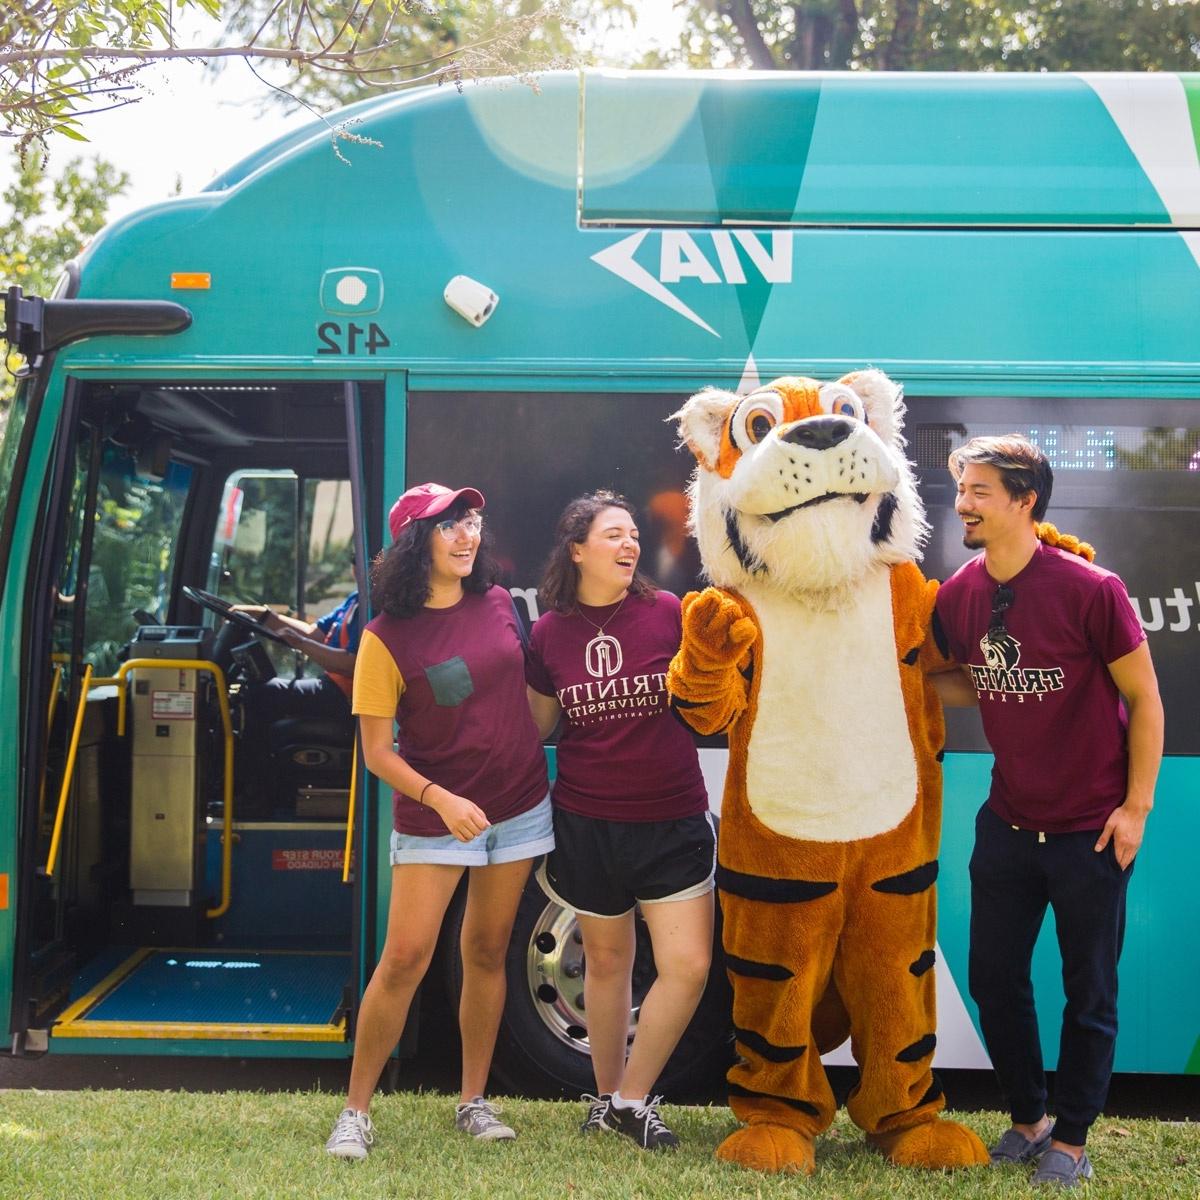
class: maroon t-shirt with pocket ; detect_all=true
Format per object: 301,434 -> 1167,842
360,585 -> 548,836
527,590 -> 707,822
935,542 -> 1146,833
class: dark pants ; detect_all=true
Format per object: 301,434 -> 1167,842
968,803 -> 1132,1147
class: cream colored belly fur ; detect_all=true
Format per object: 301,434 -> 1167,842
742,569 -> 918,842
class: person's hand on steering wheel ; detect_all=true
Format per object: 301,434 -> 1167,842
231,603 -> 276,629
275,625 -> 313,652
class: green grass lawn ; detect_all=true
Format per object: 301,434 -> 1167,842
1,1091 -> 1197,1200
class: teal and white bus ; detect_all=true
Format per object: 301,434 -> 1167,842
2,69 -> 1197,1086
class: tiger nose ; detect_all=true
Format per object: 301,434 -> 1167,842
781,415 -> 854,450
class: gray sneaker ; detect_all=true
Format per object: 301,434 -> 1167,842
455,1096 -> 516,1141
990,1126 -> 1053,1165
579,1093 -> 614,1134
325,1107 -> 373,1159
1031,1148 -> 1094,1188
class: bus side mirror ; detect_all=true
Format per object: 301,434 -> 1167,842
3,286 -> 193,358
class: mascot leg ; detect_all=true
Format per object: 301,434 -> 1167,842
717,882 -> 842,1175
836,852 -> 988,1169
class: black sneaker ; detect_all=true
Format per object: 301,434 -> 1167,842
606,1095 -> 679,1151
579,1093 -> 614,1134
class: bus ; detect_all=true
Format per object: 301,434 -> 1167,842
1,69 -> 1197,1087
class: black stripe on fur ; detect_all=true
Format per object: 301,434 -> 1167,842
872,860 -> 938,895
734,1026 -> 808,1063
896,1034 -> 937,1063
725,954 -> 794,981
728,1083 -> 820,1117
724,508 -> 765,575
718,866 -> 837,903
870,491 -> 898,544
909,949 -> 936,977
881,1076 -> 943,1124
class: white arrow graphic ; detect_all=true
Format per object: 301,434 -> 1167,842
591,230 -> 720,338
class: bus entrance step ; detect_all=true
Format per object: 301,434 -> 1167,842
52,948 -> 349,1042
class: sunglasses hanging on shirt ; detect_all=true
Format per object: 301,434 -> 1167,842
989,584 -> 1015,637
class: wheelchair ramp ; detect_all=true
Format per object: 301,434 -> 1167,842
53,948 -> 349,1041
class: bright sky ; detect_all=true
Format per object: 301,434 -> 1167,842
6,3 -> 685,223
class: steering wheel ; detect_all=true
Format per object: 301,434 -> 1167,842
181,586 -> 293,646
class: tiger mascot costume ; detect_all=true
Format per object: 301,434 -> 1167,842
667,369 -> 989,1175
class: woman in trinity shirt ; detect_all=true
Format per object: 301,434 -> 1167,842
526,490 -> 714,1152
324,483 -> 551,1159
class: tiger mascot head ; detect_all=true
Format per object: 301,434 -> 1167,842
673,370 -> 927,602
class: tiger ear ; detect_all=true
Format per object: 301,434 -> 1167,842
837,368 -> 904,439
670,387 -> 738,472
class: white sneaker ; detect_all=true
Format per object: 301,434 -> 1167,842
325,1107 -> 374,1159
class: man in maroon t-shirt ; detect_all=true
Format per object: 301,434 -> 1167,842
935,435 -> 1163,1189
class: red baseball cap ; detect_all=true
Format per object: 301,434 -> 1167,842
388,482 -> 485,540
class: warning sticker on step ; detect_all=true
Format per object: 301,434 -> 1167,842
151,690 -> 195,719
272,849 -> 344,871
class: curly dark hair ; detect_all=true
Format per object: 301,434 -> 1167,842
369,497 -> 499,618
538,490 -> 657,615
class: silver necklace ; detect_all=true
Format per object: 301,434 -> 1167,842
574,592 -> 628,634
575,594 -> 628,679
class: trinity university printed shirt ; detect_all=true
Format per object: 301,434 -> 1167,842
353,586 -> 548,836
527,591 -> 707,822
936,542 -> 1146,833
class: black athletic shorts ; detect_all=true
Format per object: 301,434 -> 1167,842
536,806 -> 715,918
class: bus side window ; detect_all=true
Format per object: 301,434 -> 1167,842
208,472 -> 356,678
82,447 -> 193,678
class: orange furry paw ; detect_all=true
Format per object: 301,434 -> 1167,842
681,588 -> 756,670
715,1124 -> 816,1175
867,1119 -> 989,1169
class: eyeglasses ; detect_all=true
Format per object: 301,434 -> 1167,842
989,583 -> 1014,636
435,515 -> 483,540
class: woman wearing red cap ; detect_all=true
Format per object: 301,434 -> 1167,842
325,483 -> 551,1157
525,490 -> 714,1152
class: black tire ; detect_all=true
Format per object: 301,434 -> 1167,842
443,876 -> 733,1100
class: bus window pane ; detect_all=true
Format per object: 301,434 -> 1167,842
84,449 -> 193,676
304,478 -> 356,619
406,390 -> 703,618
912,423 -> 1200,473
212,472 -> 298,611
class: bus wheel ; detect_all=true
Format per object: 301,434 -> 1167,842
445,881 -> 733,1099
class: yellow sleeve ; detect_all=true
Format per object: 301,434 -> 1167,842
352,629 -> 405,717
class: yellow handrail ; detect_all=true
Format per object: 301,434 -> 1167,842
342,736 -> 358,885
44,664 -> 93,876
113,658 -> 235,919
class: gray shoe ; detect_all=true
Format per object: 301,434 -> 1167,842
990,1126 -> 1053,1165
579,1093 -> 614,1134
325,1107 -> 373,1159
1031,1148 -> 1093,1188
455,1096 -> 516,1141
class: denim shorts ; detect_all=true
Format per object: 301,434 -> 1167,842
389,793 -> 554,867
